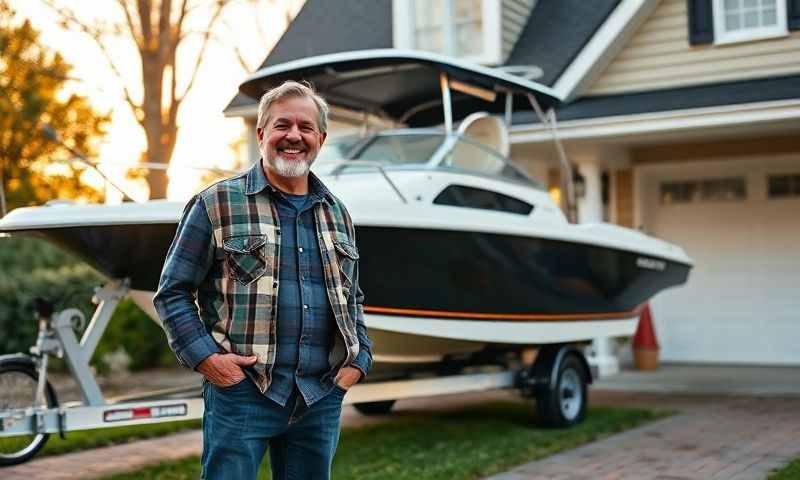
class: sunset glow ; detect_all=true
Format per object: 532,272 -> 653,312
12,0 -> 304,203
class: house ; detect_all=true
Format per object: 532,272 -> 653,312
224,0 -> 800,368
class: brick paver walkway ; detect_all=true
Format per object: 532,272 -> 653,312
486,392 -> 800,480
2,430 -> 202,480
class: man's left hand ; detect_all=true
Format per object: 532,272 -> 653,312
333,366 -> 362,390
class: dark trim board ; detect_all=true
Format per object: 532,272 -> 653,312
512,75 -> 800,125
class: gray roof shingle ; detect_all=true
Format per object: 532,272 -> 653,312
505,0 -> 621,86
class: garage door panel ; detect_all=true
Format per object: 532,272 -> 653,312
644,159 -> 800,366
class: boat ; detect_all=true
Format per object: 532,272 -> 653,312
0,50 -> 692,375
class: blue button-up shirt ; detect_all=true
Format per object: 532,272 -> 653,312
267,191 -> 337,406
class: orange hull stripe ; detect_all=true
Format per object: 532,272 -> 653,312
364,305 -> 644,321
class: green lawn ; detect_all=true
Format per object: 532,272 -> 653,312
771,457 -> 800,480
102,401 -> 666,480
39,419 -> 201,457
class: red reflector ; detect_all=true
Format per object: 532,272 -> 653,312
132,408 -> 151,418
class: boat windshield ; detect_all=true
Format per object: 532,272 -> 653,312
317,133 -> 542,188
318,133 -> 442,166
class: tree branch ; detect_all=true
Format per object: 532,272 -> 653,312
40,0 -> 144,125
211,26 -> 253,72
116,0 -> 143,53
137,0 -> 153,45
175,0 -> 229,103
172,0 -> 190,49
157,0 -> 171,59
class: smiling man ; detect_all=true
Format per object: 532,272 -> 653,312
154,81 -> 372,480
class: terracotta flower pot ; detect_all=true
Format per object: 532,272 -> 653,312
633,348 -> 659,371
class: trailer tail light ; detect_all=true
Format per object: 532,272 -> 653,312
103,403 -> 188,423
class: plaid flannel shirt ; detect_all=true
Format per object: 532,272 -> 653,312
154,161 -> 372,394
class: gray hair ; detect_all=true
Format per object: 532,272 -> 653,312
256,80 -> 329,134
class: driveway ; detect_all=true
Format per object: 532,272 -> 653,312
3,365 -> 800,480
488,390 -> 800,480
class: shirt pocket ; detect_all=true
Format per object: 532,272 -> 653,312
333,241 -> 359,294
223,234 -> 267,286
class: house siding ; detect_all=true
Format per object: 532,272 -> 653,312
588,0 -> 800,95
502,0 -> 536,61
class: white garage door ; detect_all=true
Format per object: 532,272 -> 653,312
641,156 -> 800,365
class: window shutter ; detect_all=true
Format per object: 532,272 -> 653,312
687,0 -> 714,45
789,0 -> 800,30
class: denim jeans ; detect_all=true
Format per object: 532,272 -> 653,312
201,378 -> 345,480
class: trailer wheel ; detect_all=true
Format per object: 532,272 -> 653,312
353,400 -> 396,416
535,352 -> 587,428
0,358 -> 58,466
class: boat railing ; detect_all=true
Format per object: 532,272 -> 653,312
329,160 -> 408,204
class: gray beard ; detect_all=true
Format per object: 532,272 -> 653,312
267,154 -> 313,178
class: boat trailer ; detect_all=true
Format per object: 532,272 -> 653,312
0,280 -> 592,466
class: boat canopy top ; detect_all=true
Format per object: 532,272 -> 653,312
239,49 -> 562,128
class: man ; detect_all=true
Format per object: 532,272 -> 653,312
154,80 -> 372,480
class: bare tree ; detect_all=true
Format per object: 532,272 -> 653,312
43,0 -> 300,199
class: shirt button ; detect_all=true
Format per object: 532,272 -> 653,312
303,304 -> 309,310
298,247 -> 304,253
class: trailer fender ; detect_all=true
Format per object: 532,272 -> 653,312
0,353 -> 37,368
517,344 -> 592,395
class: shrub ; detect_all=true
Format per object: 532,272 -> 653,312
94,298 -> 176,373
0,261 -> 102,355
0,236 -> 175,372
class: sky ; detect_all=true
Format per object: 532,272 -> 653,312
12,0 -> 304,202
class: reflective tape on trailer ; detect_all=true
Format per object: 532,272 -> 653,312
103,403 -> 188,423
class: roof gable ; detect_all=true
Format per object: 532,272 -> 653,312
505,0 -> 621,86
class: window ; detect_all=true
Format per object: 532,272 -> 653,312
415,0 -> 483,57
393,0 -> 502,64
660,177 -> 747,204
713,0 -> 788,44
767,174 -> 800,198
434,185 -> 534,215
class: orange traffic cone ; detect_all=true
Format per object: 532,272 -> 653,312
632,303 -> 659,371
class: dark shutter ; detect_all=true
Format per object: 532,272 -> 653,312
687,0 -> 714,45
789,0 -> 800,30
